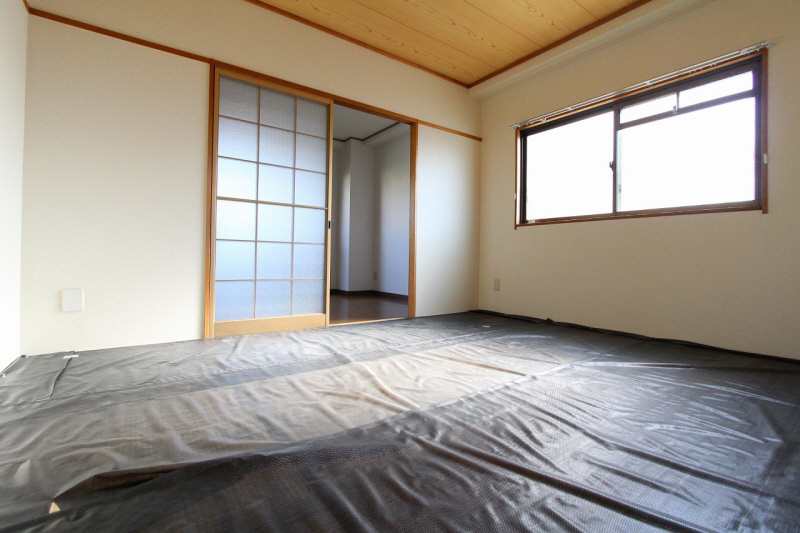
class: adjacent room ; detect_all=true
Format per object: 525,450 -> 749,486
329,105 -> 411,325
1,0 -> 799,530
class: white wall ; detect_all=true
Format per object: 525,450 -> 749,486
478,0 -> 800,359
21,19 -> 209,355
19,2 -> 482,354
331,140 -> 375,292
331,130 -> 411,297
30,0 -> 480,138
346,140 -> 376,291
373,129 -> 411,296
416,126 -> 481,316
0,0 -> 28,368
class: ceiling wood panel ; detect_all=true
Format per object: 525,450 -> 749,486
358,0 -> 537,69
253,0 -> 653,86
259,0 -> 492,83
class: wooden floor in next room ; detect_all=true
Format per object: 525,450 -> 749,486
330,290 -> 408,325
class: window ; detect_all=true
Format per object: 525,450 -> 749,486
518,54 -> 766,225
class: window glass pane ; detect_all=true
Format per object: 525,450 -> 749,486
295,170 -> 327,207
218,117 -> 257,161
257,242 -> 292,279
296,99 -> 328,138
216,241 -> 255,280
292,280 -> 324,315
217,158 -> 257,200
215,281 -> 254,321
525,112 -> 614,220
258,164 -> 294,204
294,207 -> 326,243
680,71 -> 753,108
620,93 -> 677,123
219,77 -> 258,122
296,134 -> 327,173
260,88 -> 295,130
216,199 -> 256,240
293,244 -> 325,279
256,280 -> 291,318
617,98 -> 756,211
259,126 -> 295,168
258,204 -> 293,242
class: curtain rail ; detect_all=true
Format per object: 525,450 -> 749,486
509,41 -> 771,130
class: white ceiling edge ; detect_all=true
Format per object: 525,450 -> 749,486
468,0 -> 717,101
332,123 -> 408,151
364,122 -> 409,147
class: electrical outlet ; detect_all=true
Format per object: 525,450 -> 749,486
373,271 -> 378,281
493,279 -> 500,291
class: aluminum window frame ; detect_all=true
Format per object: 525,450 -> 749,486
517,52 -> 767,227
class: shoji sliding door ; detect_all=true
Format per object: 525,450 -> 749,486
208,70 -> 332,337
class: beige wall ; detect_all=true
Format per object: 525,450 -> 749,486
21,9 -> 482,354
478,0 -> 800,359
29,0 -> 480,138
0,0 -> 28,369
416,126 -> 480,317
21,19 -> 209,355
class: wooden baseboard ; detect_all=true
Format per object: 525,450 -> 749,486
331,289 -> 409,301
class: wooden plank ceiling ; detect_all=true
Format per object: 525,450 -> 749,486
250,0 -> 649,87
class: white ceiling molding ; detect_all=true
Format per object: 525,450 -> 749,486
364,122 -> 409,147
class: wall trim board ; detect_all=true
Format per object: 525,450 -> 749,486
203,65 -> 215,339
408,122 -> 418,317
24,3 -> 481,142
472,309 -> 791,363
21,0 -> 30,13
334,122 -> 400,144
240,0 -> 468,89
330,289 -> 409,301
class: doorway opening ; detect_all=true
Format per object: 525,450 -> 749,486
330,105 -> 412,325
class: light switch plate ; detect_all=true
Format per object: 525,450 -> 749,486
61,289 -> 84,312
493,279 -> 500,291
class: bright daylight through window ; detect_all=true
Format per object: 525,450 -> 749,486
519,54 -> 765,224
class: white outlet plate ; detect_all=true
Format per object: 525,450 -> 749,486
493,279 -> 500,291
61,289 -> 84,312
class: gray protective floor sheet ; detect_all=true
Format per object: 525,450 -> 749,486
1,312 -> 799,531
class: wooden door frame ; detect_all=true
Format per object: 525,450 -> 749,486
204,65 -> 417,337
205,66 -> 334,338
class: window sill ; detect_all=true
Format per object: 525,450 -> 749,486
516,201 -> 764,228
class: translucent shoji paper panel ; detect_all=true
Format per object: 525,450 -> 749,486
296,98 -> 328,138
218,117 -> 258,162
216,200 -> 256,241
219,77 -> 258,122
215,281 -> 255,321
292,279 -> 324,315
258,164 -> 294,204
216,240 -> 256,280
256,280 -> 292,318
217,158 -> 257,200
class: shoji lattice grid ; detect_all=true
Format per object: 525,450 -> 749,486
214,76 -> 328,321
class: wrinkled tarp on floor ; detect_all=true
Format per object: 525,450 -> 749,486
1,312 -> 799,531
